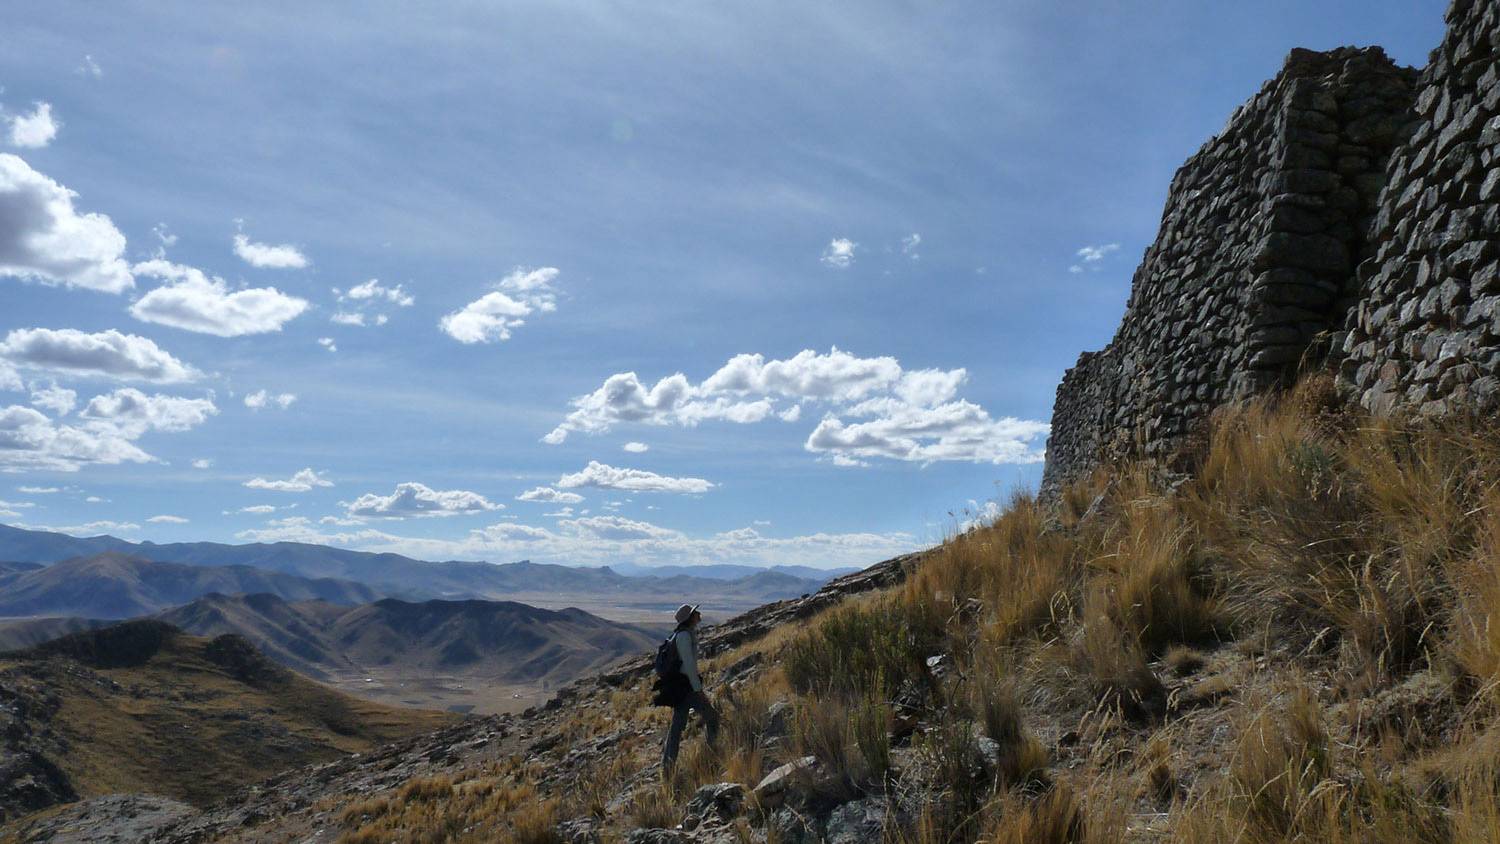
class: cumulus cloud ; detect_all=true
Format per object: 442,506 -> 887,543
556,461 -> 713,494
516,486 -> 584,504
191,458 -> 212,469
243,390 -> 295,410
318,337 -> 336,352
244,467 -> 332,492
232,231 -> 308,269
79,388 -> 218,436
0,363 -> 19,392
9,103 -> 59,149
332,279 -> 410,328
130,260 -> 309,336
0,328 -> 199,383
821,238 -> 856,269
901,233 -> 921,259
440,266 -> 559,344
147,514 -> 188,524
559,515 -> 681,541
0,154 -> 132,292
345,482 -> 503,519
622,441 -> 649,453
231,515 -> 916,570
236,504 -> 277,514
17,485 -> 58,494
1070,242 -> 1120,273
545,347 -> 1047,465
340,278 -> 413,307
29,382 -> 76,415
0,404 -> 152,471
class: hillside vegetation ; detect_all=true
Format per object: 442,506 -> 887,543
0,621 -> 451,828
304,376 -> 1500,842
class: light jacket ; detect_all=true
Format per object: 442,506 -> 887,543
675,627 -> 702,692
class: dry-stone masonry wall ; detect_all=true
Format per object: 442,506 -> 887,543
1041,47 -> 1419,496
1337,0 -> 1500,417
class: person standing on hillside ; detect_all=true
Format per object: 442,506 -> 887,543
657,603 -> 719,775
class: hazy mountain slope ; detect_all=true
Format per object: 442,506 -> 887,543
153,593 -> 658,690
0,553 -> 380,619
155,593 -> 355,679
0,616 -> 111,651
0,620 -> 451,823
0,526 -> 830,615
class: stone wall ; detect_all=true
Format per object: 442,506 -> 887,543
1041,47 -> 1418,496
1337,0 -> 1500,416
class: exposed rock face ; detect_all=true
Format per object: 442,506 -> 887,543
1042,45 -> 1420,496
1337,0 -> 1500,416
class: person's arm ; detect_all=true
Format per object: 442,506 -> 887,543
676,630 -> 702,692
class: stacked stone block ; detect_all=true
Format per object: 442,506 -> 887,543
1338,0 -> 1500,417
1041,47 -> 1417,496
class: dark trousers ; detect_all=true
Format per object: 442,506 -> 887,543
662,689 -> 720,772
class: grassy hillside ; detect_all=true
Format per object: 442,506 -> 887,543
0,620 -> 452,825
292,376 -> 1500,842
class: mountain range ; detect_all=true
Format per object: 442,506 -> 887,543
154,591 -> 659,687
0,524 -> 837,615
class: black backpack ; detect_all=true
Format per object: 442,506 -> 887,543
653,631 -> 682,678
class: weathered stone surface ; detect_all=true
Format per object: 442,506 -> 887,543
1046,2 -> 1500,495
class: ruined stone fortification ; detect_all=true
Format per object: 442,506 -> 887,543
1042,0 -> 1498,496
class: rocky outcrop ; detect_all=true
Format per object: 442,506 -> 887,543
1042,46 -> 1420,496
1337,0 -> 1500,415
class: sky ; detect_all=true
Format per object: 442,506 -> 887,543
0,1 -> 1448,568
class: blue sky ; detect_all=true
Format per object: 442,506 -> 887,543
0,1 -> 1446,567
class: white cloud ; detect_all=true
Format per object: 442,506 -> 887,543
232,232 -> 308,269
244,467 -> 332,492
559,515 -> 681,541
191,458 -> 212,469
805,401 -> 1048,465
556,461 -> 714,494
622,441 -> 649,453
84,495 -> 106,503
340,278 -> 413,307
440,266 -> 559,344
516,485 -> 584,504
345,482 -> 503,519
147,514 -> 188,524
330,311 -> 366,326
9,103 -> 59,149
130,259 -> 309,336
1072,243 -> 1120,274
318,337 -> 336,352
17,519 -> 139,536
901,232 -> 921,259
243,390 -> 296,410
821,238 -> 856,269
237,504 -> 277,514
230,516 -> 916,570
0,404 -> 152,471
0,328 -> 199,383
0,154 -> 132,292
29,382 -> 76,415
77,55 -> 103,79
0,386 -> 214,473
0,363 -> 19,392
545,347 -> 1046,465
79,388 -> 218,436
17,485 -> 58,493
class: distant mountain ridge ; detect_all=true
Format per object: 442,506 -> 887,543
0,524 -> 829,608
609,561 -> 858,581
153,592 -> 659,686
0,552 -> 381,619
